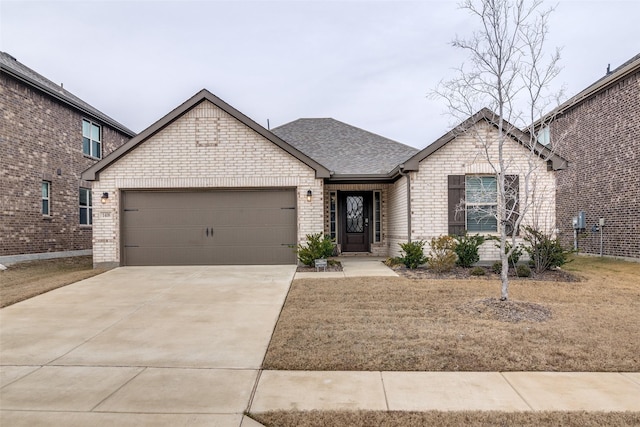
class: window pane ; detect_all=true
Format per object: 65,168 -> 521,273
91,123 -> 101,141
466,176 -> 496,203
88,207 -> 92,225
80,189 -> 88,206
87,191 -> 92,207
82,120 -> 90,137
467,206 -> 497,232
42,200 -> 49,215
42,182 -> 49,198
83,137 -> 90,155
80,207 -> 88,225
92,140 -> 101,158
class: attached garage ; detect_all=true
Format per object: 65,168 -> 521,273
121,189 -> 297,266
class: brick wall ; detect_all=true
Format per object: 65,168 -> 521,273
91,100 -> 323,266
0,73 -> 130,256
411,121 -> 557,261
552,70 -> 640,259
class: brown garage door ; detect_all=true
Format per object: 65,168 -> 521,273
121,189 -> 297,265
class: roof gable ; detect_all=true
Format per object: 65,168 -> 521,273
272,118 -> 419,176
404,108 -> 568,171
82,89 -> 331,180
0,51 -> 135,137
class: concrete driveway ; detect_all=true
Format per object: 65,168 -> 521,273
0,265 -> 295,426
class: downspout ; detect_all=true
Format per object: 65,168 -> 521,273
399,165 -> 411,243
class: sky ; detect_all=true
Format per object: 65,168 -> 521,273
1,0 -> 638,149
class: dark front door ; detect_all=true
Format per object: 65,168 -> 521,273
340,192 -> 371,252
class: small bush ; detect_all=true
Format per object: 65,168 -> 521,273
453,233 -> 485,268
492,261 -> 503,274
470,266 -> 486,276
523,226 -> 572,273
427,235 -> 457,273
296,232 -> 334,266
384,257 -> 404,267
516,264 -> 531,277
398,241 -> 428,269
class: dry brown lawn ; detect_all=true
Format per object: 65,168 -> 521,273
251,410 -> 640,427
264,256 -> 640,372
0,256 -> 108,308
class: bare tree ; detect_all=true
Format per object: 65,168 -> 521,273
434,0 -> 564,300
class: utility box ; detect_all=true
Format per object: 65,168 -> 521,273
577,211 -> 586,229
599,218 -> 605,226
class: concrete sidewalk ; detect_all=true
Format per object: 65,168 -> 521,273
295,256 -> 398,279
251,370 -> 640,413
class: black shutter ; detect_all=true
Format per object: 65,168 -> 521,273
448,175 -> 466,236
505,175 -> 519,236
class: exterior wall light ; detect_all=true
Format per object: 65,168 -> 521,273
101,192 -> 109,204
306,189 -> 312,202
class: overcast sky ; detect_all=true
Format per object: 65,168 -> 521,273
2,0 -> 638,148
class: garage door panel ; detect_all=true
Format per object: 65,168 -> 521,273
122,190 -> 297,265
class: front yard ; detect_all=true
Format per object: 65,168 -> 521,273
255,256 -> 640,426
264,256 -> 640,372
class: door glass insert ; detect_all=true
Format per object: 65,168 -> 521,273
346,196 -> 364,233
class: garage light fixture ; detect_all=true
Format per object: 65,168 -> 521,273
306,189 -> 312,202
101,192 -> 109,204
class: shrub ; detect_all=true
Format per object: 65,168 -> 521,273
453,233 -> 485,268
516,264 -> 531,277
398,241 -> 428,269
523,226 -> 572,273
492,261 -> 503,274
470,266 -> 486,276
491,238 -> 523,269
296,232 -> 334,266
384,257 -> 404,267
427,235 -> 457,273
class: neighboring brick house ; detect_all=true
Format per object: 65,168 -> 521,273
547,53 -> 639,260
0,52 -> 135,262
82,89 -> 565,267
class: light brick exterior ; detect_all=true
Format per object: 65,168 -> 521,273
0,71 -> 131,257
552,66 -> 640,260
91,100 -> 323,266
387,176 -> 409,258
411,121 -> 557,260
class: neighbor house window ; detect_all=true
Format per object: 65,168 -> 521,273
82,119 -> 102,158
79,188 -> 92,225
42,181 -> 51,216
465,176 -> 497,232
537,125 -> 551,145
329,191 -> 337,240
373,190 -> 381,242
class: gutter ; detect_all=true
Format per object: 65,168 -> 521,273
398,165 -> 411,243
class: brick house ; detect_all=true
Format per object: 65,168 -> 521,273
0,52 -> 135,262
547,53 -> 639,260
82,89 -> 565,267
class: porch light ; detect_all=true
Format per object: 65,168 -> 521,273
101,192 -> 109,204
306,189 -> 312,202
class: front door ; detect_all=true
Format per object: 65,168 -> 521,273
340,192 -> 371,252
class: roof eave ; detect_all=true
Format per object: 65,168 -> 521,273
1,65 -> 136,137
82,89 -> 331,181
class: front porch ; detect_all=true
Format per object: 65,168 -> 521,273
323,181 -> 409,259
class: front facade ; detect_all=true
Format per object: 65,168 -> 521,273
84,90 -> 564,267
548,54 -> 640,260
0,52 -> 135,259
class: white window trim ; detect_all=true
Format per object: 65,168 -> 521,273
82,119 -> 102,159
79,188 -> 92,226
42,181 -> 51,216
465,175 -> 498,233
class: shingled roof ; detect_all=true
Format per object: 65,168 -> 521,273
0,51 -> 135,137
271,118 -> 419,175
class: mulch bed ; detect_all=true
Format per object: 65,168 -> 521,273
296,262 -> 343,273
393,265 -> 580,282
